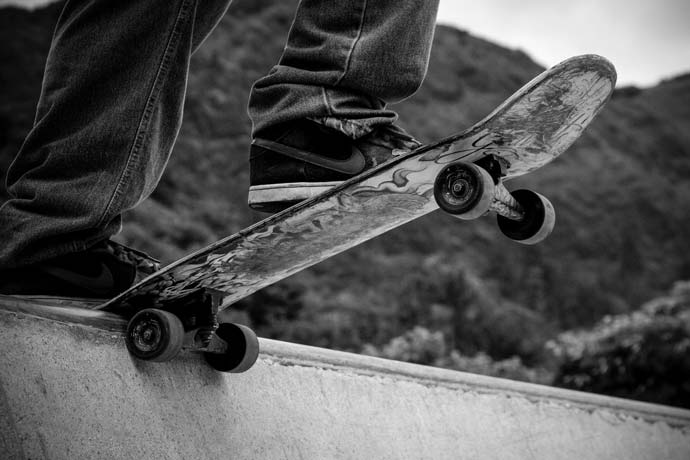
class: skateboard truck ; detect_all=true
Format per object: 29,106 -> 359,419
433,154 -> 556,245
475,155 -> 507,183
124,289 -> 259,373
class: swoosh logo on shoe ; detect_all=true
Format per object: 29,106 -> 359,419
252,138 -> 366,175
40,263 -> 115,297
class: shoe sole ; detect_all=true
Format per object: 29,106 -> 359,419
248,181 -> 341,213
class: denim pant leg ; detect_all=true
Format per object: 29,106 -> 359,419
248,0 -> 440,137
0,0 -> 232,268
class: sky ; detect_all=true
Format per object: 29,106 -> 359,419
2,0 -> 689,87
437,0 -> 690,87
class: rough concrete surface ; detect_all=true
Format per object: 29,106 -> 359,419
1,298 -> 689,459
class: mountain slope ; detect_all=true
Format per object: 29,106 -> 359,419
1,0 -> 689,358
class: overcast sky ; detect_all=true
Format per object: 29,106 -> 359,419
2,0 -> 688,87
437,0 -> 690,86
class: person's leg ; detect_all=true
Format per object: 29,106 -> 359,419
248,0 -> 439,135
246,0 -> 440,212
0,0 -> 231,271
0,0 -> 232,296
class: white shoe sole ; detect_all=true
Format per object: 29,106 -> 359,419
248,181 -> 341,208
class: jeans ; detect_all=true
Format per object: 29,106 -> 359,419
0,0 -> 439,268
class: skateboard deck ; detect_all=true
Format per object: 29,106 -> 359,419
98,55 -> 617,371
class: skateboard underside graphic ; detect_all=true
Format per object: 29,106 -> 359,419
96,55 -> 617,372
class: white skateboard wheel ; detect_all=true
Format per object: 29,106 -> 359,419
434,162 -> 495,220
126,308 -> 185,362
497,189 -> 555,244
204,323 -> 260,373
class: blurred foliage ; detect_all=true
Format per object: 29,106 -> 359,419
358,281 -> 690,409
362,326 -> 553,384
549,281 -> 690,408
236,254 -> 555,366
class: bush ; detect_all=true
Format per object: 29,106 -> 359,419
362,326 -> 552,384
549,281 -> 690,408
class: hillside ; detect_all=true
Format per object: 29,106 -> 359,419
1,0 -> 689,365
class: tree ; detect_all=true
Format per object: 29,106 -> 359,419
550,281 -> 690,408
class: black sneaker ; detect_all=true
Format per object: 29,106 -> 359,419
248,118 -> 421,213
0,240 -> 160,299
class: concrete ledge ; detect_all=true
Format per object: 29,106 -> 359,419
1,297 -> 689,459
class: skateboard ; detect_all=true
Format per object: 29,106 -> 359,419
97,54 -> 617,373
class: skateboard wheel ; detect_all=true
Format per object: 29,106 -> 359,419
434,162 -> 495,220
204,323 -> 260,373
497,189 -> 555,244
126,309 -> 184,362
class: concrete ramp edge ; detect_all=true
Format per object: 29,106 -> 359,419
1,296 -> 689,459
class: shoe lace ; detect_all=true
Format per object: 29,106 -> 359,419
104,241 -> 160,276
357,124 -> 422,158
311,116 -> 421,155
